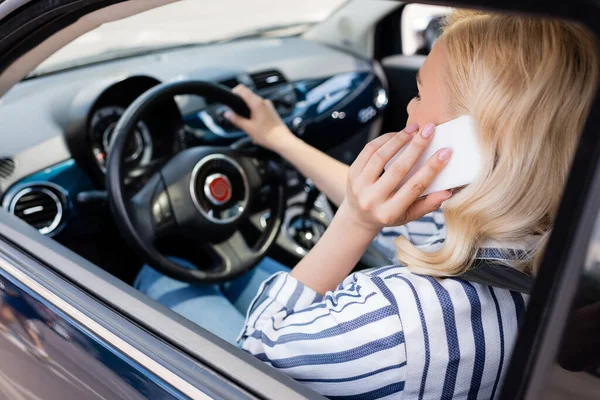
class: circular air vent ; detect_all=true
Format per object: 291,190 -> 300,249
6,185 -> 65,235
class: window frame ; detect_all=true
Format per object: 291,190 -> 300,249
0,0 -> 599,399
0,211 -> 325,399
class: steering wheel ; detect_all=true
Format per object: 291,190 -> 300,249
105,81 -> 285,283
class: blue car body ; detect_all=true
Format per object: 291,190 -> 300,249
0,271 -> 186,399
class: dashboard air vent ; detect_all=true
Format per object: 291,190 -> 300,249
6,185 -> 64,235
250,70 -> 287,90
0,157 -> 15,179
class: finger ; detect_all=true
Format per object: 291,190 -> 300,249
384,147 -> 452,213
232,84 -> 263,108
348,132 -> 397,180
265,99 -> 279,114
350,124 -> 419,180
360,122 -> 419,184
403,191 -> 452,222
373,122 -> 436,195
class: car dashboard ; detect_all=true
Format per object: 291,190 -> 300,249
0,36 -> 387,279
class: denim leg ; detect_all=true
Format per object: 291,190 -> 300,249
221,257 -> 290,315
134,259 -> 245,346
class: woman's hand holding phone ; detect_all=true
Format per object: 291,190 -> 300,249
340,122 -> 453,234
289,122 -> 453,294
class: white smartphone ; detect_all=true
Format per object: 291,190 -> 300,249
384,115 -> 482,196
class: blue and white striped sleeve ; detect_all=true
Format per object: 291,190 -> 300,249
238,271 -> 407,399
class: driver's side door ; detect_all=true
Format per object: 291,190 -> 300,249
0,194 -> 322,400
0,223 -> 202,400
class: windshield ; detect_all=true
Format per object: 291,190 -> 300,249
32,0 -> 348,76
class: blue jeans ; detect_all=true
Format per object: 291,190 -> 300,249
134,257 -> 289,345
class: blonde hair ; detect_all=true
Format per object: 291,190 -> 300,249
396,10 -> 600,276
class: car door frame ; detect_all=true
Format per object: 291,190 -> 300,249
0,207 -> 326,399
0,229 -> 247,399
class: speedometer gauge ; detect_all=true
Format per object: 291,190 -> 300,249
89,106 -> 153,172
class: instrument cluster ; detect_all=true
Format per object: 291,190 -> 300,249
89,106 -> 153,173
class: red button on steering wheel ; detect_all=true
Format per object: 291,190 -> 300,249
209,176 -> 230,202
204,174 -> 232,205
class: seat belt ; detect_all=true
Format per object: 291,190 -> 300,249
458,259 -> 534,294
367,240 -> 534,294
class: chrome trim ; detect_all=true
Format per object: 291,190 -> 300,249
282,206 -> 327,254
259,212 -> 270,229
190,154 -> 250,225
102,122 -> 144,163
197,111 -> 244,139
0,256 -> 212,400
375,88 -> 388,108
260,203 -> 330,256
92,106 -> 153,173
197,110 -> 225,135
260,212 -> 306,256
203,173 -> 232,206
22,205 -> 43,215
4,185 -> 64,236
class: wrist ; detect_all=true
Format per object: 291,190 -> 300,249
291,199 -> 380,294
268,126 -> 300,154
335,201 -> 381,238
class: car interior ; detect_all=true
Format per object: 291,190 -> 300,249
0,0 -> 599,398
0,0 -> 413,285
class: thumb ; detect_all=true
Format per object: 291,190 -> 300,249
223,110 -> 249,130
404,191 -> 452,222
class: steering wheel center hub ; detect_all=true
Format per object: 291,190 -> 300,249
205,173 -> 232,205
190,154 -> 249,224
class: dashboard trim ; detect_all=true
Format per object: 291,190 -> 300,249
2,180 -> 70,237
5,186 -> 63,235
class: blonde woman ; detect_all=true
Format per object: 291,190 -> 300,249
136,11 -> 599,399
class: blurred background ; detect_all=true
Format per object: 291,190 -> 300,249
37,1 -> 451,74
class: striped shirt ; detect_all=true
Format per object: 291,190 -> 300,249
239,211 -> 529,399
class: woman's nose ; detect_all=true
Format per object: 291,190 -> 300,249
407,98 -> 415,116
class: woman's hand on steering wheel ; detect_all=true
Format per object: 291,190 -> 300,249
343,122 -> 453,233
106,80 -> 286,283
224,85 -> 294,152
